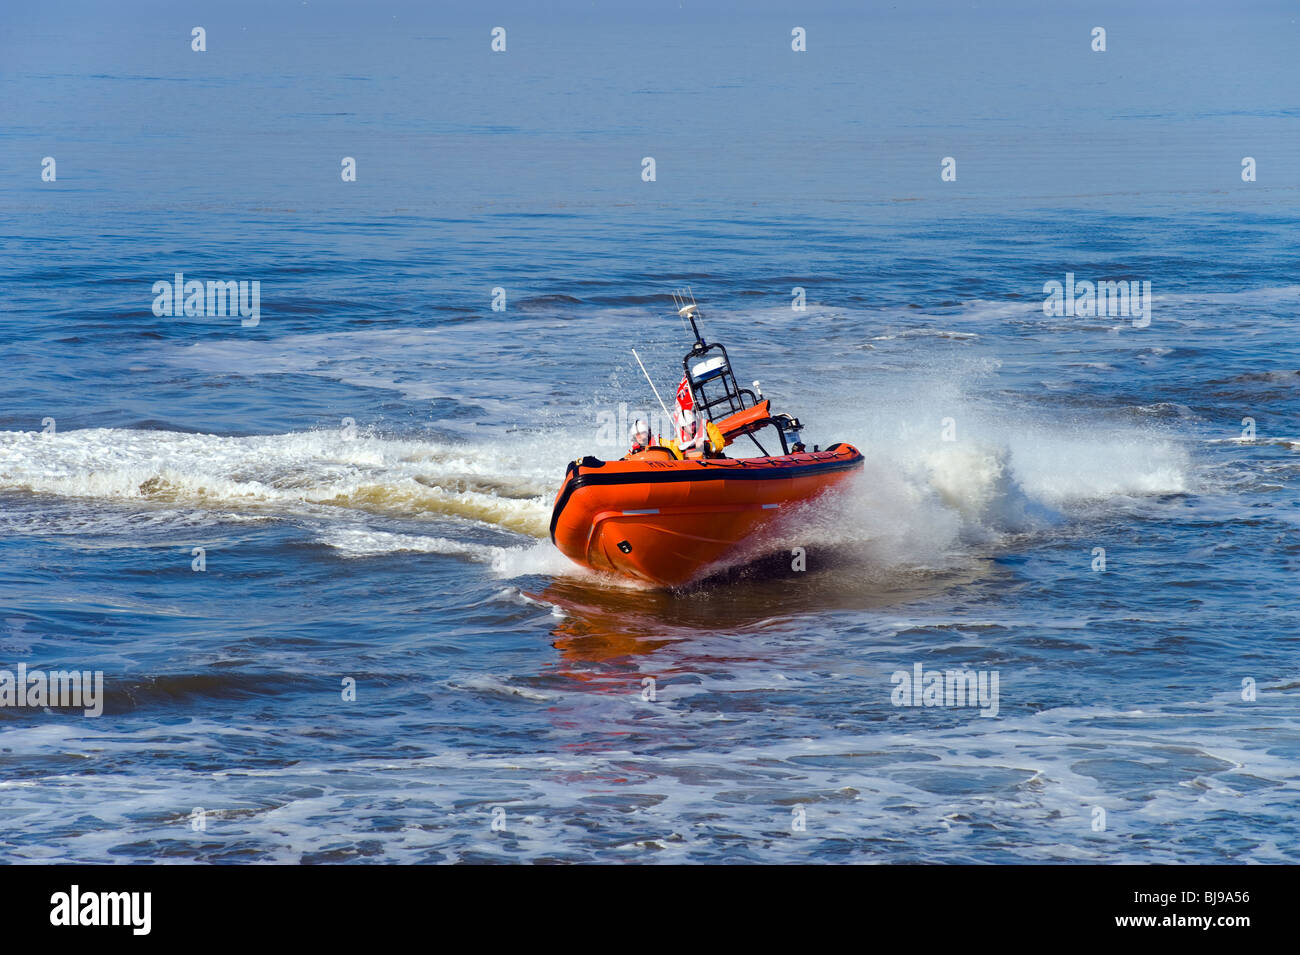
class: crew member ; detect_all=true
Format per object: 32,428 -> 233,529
676,408 -> 706,455
628,418 -> 651,454
673,408 -> 728,458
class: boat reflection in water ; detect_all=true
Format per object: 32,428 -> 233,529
530,542 -> 993,672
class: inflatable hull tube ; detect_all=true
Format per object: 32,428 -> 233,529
549,443 -> 864,587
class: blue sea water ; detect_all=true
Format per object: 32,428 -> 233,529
1,0 -> 1298,863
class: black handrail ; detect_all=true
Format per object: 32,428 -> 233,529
681,341 -> 755,423
675,299 -> 800,458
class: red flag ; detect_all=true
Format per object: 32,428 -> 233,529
675,376 -> 694,411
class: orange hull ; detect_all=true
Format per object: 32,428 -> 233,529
549,443 -> 864,587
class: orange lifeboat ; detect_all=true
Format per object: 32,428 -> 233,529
550,443 -> 863,587
549,292 -> 865,587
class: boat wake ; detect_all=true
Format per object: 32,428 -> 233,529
0,427 -> 561,537
0,395 -> 1193,586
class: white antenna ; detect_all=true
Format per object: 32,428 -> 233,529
672,286 -> 704,341
631,348 -> 673,422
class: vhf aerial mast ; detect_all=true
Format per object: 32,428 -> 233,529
672,287 -> 706,347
